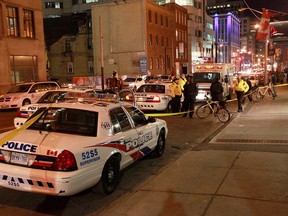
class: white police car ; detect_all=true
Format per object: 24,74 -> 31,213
0,81 -> 60,109
125,83 -> 173,112
0,95 -> 167,196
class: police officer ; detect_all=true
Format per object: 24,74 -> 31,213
181,77 -> 198,118
170,78 -> 182,113
234,76 -> 249,112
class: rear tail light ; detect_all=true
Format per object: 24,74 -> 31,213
146,96 -> 160,102
125,95 -> 133,101
51,150 -> 78,171
17,108 -> 22,117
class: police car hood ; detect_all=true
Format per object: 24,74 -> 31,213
0,129 -> 106,155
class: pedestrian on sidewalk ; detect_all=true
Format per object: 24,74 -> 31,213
234,76 -> 249,112
270,72 -> 278,97
181,76 -> 198,118
169,78 -> 182,113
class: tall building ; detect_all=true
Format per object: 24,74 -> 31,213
0,0 -> 46,93
212,13 -> 240,64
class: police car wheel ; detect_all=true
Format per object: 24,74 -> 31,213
100,155 -> 121,195
153,130 -> 166,157
166,102 -> 172,113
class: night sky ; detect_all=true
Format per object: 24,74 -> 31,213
242,0 -> 288,13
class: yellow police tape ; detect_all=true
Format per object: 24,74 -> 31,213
0,109 -> 46,146
146,83 -> 287,117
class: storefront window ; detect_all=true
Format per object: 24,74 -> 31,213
10,56 -> 38,83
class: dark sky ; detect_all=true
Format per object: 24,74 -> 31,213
242,0 -> 288,13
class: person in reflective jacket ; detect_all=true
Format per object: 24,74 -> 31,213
234,76 -> 249,112
169,78 -> 182,113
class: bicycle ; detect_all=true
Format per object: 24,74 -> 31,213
196,94 -> 231,123
251,82 -> 276,102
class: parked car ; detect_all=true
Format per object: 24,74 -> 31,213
0,81 -> 60,109
125,83 -> 174,112
241,74 -> 259,87
0,94 -> 167,196
122,76 -> 146,90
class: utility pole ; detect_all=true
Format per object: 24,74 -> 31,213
99,16 -> 104,91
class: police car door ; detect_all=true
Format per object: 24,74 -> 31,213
109,107 -> 140,166
123,105 -> 156,158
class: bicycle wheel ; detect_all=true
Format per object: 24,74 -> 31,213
251,90 -> 261,102
268,89 -> 276,100
216,107 -> 230,123
196,104 -> 211,119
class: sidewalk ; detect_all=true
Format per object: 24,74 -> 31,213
95,87 -> 288,216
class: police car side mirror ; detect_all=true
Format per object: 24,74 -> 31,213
147,116 -> 156,123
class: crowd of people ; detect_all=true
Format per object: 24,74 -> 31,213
168,71 -> 279,116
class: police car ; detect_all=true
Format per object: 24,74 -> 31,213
125,83 -> 173,112
0,81 -> 60,109
0,94 -> 167,196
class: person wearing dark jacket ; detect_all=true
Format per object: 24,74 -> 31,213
181,77 -> 198,118
210,77 -> 223,101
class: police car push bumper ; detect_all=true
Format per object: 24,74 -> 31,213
0,162 -> 103,196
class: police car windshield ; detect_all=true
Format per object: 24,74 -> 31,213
193,72 -> 220,83
136,84 -> 165,93
28,107 -> 98,137
7,84 -> 32,93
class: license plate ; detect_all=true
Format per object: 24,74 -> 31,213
137,97 -> 146,102
10,152 -> 29,165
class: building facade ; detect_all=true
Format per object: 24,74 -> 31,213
212,13 -> 240,65
91,0 -> 188,77
0,0 -> 46,93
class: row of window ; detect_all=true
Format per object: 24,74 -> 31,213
148,10 -> 169,27
45,2 -> 63,9
149,34 -> 171,47
6,6 -> 35,38
149,56 -> 171,71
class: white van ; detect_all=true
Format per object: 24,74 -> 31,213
0,81 -> 60,109
194,63 -> 235,101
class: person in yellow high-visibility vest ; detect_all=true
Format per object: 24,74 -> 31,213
169,78 -> 182,113
178,74 -> 187,92
234,76 -> 249,112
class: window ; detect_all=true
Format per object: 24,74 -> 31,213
124,106 -> 147,128
149,34 -> 152,45
148,10 -> 152,22
149,57 -> 153,70
155,34 -> 158,46
7,6 -> 18,36
165,16 -> 168,27
155,12 -> 158,24
45,2 -> 63,9
161,14 -> 163,26
28,108 -> 98,137
10,55 -> 38,83
23,10 -> 34,38
72,0 -> 78,5
156,58 -> 159,69
110,107 -> 132,133
161,36 -> 164,46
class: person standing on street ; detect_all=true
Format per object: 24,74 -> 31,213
170,78 -> 182,113
181,77 -> 198,118
210,77 -> 224,103
234,76 -> 249,112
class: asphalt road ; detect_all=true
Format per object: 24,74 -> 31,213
0,101 -> 240,216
